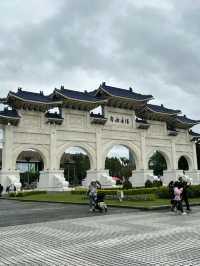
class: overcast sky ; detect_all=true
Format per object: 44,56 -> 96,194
0,0 -> 199,131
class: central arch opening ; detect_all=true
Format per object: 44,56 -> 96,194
105,145 -> 136,183
60,146 -> 90,186
16,149 -> 44,189
148,151 -> 167,176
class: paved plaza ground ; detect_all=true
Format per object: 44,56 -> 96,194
0,200 -> 200,265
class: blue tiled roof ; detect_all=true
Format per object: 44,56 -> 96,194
146,104 -> 181,115
0,108 -> 20,119
98,83 -> 153,101
176,115 -> 200,125
8,89 -> 59,103
55,88 -> 106,102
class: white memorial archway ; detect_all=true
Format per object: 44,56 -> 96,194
0,83 -> 199,190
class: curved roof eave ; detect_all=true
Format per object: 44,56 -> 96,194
0,114 -> 20,120
176,118 -> 200,126
7,92 -> 62,105
54,89 -> 107,104
146,105 -> 181,116
97,87 -> 154,102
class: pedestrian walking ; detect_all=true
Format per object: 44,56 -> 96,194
179,176 -> 191,212
88,180 -> 101,212
174,181 -> 186,215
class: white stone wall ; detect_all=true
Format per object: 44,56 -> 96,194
0,107 -> 198,189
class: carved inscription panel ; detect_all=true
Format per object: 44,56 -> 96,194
107,113 -> 133,128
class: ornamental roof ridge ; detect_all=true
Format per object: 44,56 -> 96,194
146,103 -> 181,115
176,115 -> 200,125
95,81 -> 154,101
0,108 -> 20,119
7,89 -> 62,104
54,87 -> 107,103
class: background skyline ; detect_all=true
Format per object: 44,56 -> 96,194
0,0 -> 199,132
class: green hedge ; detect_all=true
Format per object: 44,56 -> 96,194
9,190 -> 47,197
72,187 -> 160,197
123,194 -> 157,201
155,187 -> 169,199
73,185 -> 200,199
153,185 -> 200,199
71,189 -> 87,195
187,185 -> 200,198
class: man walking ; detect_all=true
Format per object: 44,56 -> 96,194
179,176 -> 191,212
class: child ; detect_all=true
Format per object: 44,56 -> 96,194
173,181 -> 186,215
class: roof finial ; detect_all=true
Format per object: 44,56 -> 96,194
84,90 -> 87,94
161,104 -> 164,107
18,87 -> 22,92
102,81 -> 106,86
129,87 -> 133,92
40,91 -> 43,95
60,85 -> 64,90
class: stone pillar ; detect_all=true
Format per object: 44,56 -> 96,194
192,142 -> 198,170
49,126 -> 57,170
38,170 -> 69,191
171,139 -> 177,170
129,170 -> 154,187
161,139 -> 177,186
83,127 -> 115,188
129,132 -> 154,187
37,125 -> 69,191
2,124 -> 13,171
140,131 -> 147,170
0,125 -> 21,191
96,127 -> 103,170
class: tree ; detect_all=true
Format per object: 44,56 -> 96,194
148,151 -> 167,176
62,153 -> 90,185
105,157 -> 135,179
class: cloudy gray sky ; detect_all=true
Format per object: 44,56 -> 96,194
0,0 -> 199,131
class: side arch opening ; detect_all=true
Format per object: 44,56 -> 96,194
16,149 -> 44,189
148,151 -> 168,176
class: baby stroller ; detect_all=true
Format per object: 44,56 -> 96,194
94,192 -> 107,213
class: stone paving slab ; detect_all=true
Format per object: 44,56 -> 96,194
0,199 -> 199,265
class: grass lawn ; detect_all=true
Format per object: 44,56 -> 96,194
10,192 -> 200,209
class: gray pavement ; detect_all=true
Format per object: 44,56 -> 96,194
0,199 -> 135,227
0,199 -> 200,265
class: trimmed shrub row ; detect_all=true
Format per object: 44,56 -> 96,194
73,185 -> 200,200
9,190 -> 47,197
